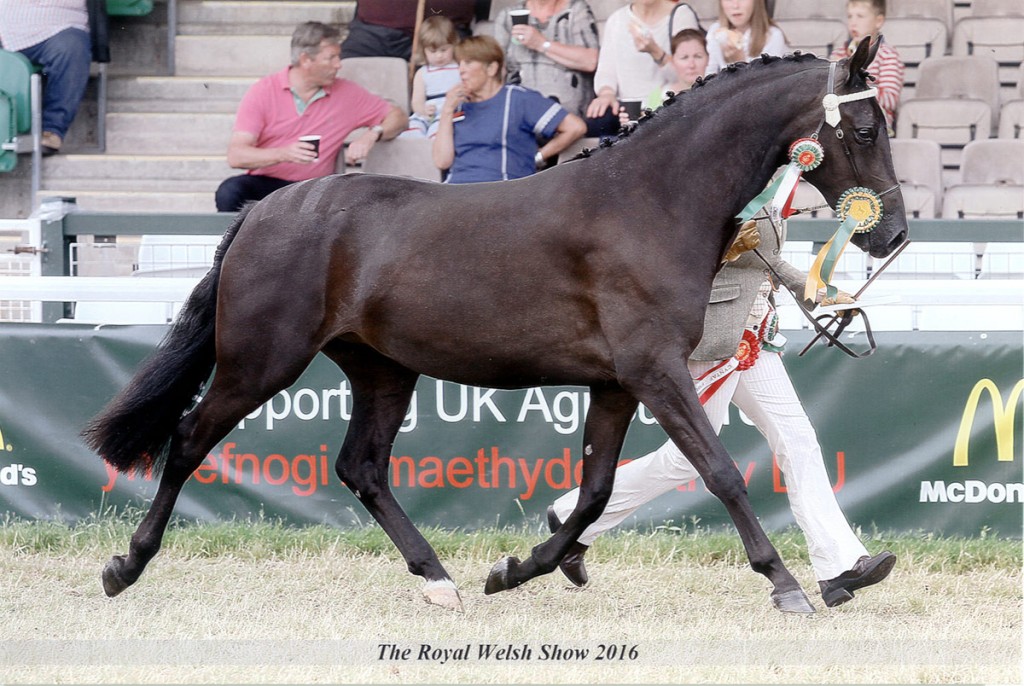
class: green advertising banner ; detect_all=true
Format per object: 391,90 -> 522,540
0,324 -> 1020,537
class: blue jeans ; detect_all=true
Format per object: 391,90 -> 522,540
19,27 -> 91,139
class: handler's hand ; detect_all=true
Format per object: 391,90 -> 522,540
723,220 -> 760,262
819,289 -> 856,307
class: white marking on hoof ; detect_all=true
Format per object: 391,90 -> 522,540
423,579 -> 464,613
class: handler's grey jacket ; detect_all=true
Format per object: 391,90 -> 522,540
692,218 -> 808,362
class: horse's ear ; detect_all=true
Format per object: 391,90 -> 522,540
847,36 -> 881,87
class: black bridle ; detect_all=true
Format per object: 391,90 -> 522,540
752,63 -> 906,358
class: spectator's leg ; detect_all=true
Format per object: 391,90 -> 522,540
340,18 -> 412,60
20,27 -> 92,145
215,175 -> 294,212
585,109 -> 621,139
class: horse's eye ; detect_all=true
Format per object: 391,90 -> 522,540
854,127 -> 876,143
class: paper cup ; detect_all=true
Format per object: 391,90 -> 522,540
299,135 -> 321,159
510,9 -> 530,25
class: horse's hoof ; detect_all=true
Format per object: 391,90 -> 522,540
484,556 -> 521,595
771,588 -> 816,614
101,555 -> 131,598
423,579 -> 464,613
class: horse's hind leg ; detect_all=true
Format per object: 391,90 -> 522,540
485,385 -> 637,594
324,343 -> 461,612
102,355 -> 316,597
631,362 -> 815,614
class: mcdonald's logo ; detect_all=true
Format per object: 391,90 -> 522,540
953,379 -> 1024,467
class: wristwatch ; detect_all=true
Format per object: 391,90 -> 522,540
370,125 -> 384,140
541,40 -> 552,53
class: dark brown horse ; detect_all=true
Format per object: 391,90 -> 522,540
84,42 -> 906,614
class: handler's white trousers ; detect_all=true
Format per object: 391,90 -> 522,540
552,351 -> 868,581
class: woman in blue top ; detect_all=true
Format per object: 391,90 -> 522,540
433,35 -> 586,184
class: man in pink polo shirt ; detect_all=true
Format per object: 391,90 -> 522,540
215,21 -> 408,212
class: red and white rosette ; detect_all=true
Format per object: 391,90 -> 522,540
770,137 -> 826,221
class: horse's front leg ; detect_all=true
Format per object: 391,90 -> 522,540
485,384 -> 637,594
629,359 -> 815,614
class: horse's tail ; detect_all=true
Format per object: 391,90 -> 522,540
81,204 -> 254,475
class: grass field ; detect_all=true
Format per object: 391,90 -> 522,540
1,511 -> 1020,685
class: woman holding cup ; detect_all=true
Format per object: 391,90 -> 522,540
587,0 -> 699,131
493,0 -> 602,132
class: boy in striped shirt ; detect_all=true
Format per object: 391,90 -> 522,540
830,0 -> 905,133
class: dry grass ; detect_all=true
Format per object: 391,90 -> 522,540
0,516 -> 1020,684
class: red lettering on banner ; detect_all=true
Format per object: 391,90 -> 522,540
447,456 -> 474,488
419,456 -> 444,488
544,448 -> 574,489
263,455 -> 289,486
98,443 -> 789,500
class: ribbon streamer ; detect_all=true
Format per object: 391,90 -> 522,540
804,214 -> 859,301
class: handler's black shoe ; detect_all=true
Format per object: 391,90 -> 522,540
546,506 -> 590,587
818,551 -> 896,607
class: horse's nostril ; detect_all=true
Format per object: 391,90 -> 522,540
888,230 -> 908,253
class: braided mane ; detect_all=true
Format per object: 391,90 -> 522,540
571,52 -> 824,159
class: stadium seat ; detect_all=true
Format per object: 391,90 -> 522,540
998,100 -> 1023,138
360,137 -> 442,182
339,57 -> 410,114
0,49 -> 42,206
882,17 -> 948,93
899,55 -> 1000,176
914,55 -> 1001,114
969,0 -> 1024,16
774,18 -> 848,57
887,0 -> 953,29
337,57 -> 411,155
772,0 -> 846,20
942,185 -> 1024,219
959,139 -> 1024,186
895,98 -> 992,176
952,16 -> 1024,96
890,138 -> 942,217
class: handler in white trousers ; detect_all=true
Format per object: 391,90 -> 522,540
549,217 -> 896,608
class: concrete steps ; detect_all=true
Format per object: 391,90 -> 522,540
105,112 -> 235,155
107,76 -> 256,113
35,189 -> 218,213
176,35 -> 291,76
177,0 -> 355,34
41,154 -> 230,192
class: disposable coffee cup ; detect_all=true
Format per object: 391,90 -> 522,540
510,9 -> 530,25
299,134 -> 321,159
621,100 -> 643,122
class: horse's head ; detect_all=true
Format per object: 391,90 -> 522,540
797,39 -> 908,258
